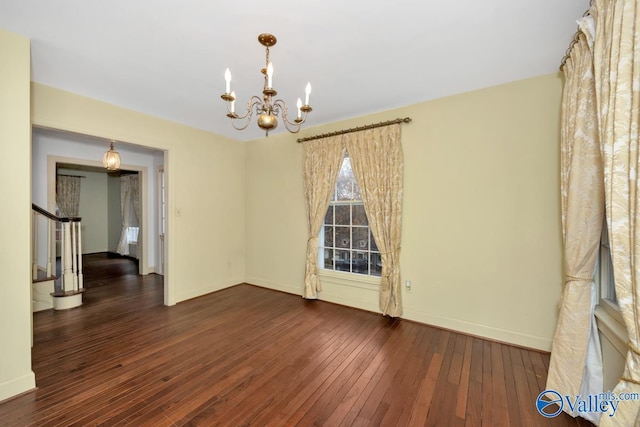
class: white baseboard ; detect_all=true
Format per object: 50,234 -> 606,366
245,277 -> 300,296
32,280 -> 54,312
0,371 -> 35,403
402,308 -> 552,351
176,277 -> 244,303
247,277 -> 552,351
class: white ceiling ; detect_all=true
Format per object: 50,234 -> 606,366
0,1 -> 588,142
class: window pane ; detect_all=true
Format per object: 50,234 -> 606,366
323,249 -> 334,270
371,252 -> 382,276
324,205 -> 334,225
335,205 -> 350,225
335,250 -> 351,272
126,226 -> 139,243
370,231 -> 379,252
352,204 -> 368,226
352,251 -> 368,274
353,227 -> 369,250
323,226 -> 334,247
337,181 -> 356,201
336,227 -> 350,248
336,156 -> 355,200
352,181 -> 362,200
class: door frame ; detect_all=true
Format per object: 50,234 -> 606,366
47,155 -> 150,275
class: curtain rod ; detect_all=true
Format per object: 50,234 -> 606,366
296,117 -> 412,143
57,174 -> 86,178
559,5 -> 592,71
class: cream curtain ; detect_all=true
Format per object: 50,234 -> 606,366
56,175 -> 82,217
116,175 -> 138,256
546,22 -> 605,424
302,136 -> 345,299
592,0 -> 640,425
345,124 -> 404,317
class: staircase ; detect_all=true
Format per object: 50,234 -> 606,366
32,204 -> 84,311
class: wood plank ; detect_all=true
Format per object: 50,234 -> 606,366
502,344 -> 523,427
455,336 -> 473,419
464,337 -> 484,427
424,332 -> 459,427
481,340 -> 494,426
489,342 -> 509,427
407,352 -> 444,427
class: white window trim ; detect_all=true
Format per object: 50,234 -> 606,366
595,302 -> 627,356
594,218 -> 628,356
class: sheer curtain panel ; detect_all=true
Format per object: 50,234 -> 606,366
116,175 -> 139,256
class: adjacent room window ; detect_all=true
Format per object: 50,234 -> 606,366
126,226 -> 139,244
319,151 -> 381,277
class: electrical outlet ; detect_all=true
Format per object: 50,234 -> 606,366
405,279 -> 411,291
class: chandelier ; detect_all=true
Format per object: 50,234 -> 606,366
220,33 -> 312,136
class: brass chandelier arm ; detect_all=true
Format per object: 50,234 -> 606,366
273,99 -> 309,134
226,95 -> 263,119
227,96 -> 263,131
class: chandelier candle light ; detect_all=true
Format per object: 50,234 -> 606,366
221,33 -> 312,136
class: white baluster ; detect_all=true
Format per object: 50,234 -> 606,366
32,211 -> 38,280
62,221 -> 74,293
71,221 -> 78,292
76,222 -> 83,290
46,218 -> 53,277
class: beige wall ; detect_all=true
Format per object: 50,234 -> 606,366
246,73 -> 564,351
0,29 -> 36,401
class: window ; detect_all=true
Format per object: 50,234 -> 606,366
319,152 -> 381,277
126,226 -> 139,244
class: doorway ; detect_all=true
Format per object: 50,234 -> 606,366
32,127 -> 166,293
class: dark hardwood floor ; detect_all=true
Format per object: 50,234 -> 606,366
2,257 -> 594,426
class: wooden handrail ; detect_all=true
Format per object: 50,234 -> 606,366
32,203 -> 81,222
